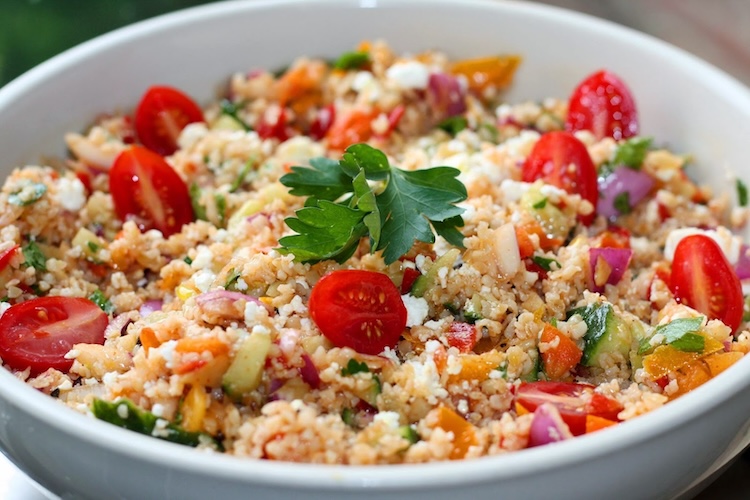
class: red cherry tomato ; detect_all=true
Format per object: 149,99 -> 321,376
0,296 -> 108,375
308,270 -> 407,355
515,381 -> 623,436
522,131 -> 598,225
0,245 -> 20,272
134,85 -> 204,156
325,109 -> 376,151
309,104 -> 336,140
671,234 -> 743,332
109,146 -> 194,237
400,267 -> 421,294
565,70 -> 638,141
256,107 -> 292,142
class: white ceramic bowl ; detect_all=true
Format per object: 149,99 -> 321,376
2,1 -> 750,499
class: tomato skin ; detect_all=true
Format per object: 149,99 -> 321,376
671,234 -> 743,332
134,85 -> 204,156
522,131 -> 598,225
0,297 -> 108,375
446,322 -> 478,353
308,270 -> 407,355
0,245 -> 20,272
256,107 -> 292,142
400,267 -> 421,294
565,70 -> 638,141
515,381 -> 623,436
109,146 -> 195,237
309,104 -> 336,140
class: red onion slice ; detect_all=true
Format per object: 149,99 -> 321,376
299,353 -> 321,389
427,73 -> 466,119
597,166 -> 654,219
589,247 -> 633,293
139,299 -> 163,317
735,244 -> 750,280
528,403 -> 573,447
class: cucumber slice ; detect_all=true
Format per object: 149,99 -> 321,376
567,303 -> 632,368
222,329 -> 272,399
410,248 -> 460,298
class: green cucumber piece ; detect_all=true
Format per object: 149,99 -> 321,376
567,303 -> 632,368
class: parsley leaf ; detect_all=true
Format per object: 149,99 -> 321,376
531,255 -> 559,271
437,116 -> 468,136
341,359 -> 370,376
737,179 -> 748,207
279,144 -> 467,265
639,316 -> 705,354
22,240 -> 47,272
224,268 -> 241,290
9,181 -> 47,206
189,183 -> 208,221
230,159 -> 254,193
612,137 -> 652,169
88,289 -> 115,314
333,51 -> 370,71
532,197 -> 548,209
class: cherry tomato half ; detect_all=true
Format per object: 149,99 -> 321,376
134,85 -> 204,156
308,270 -> 407,355
109,146 -> 195,237
671,234 -> 743,332
565,70 -> 638,141
0,245 -> 20,272
0,296 -> 108,375
522,131 -> 598,225
325,109 -> 376,151
515,381 -> 623,436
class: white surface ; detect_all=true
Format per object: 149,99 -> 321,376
2,0 -> 750,499
0,454 -> 52,500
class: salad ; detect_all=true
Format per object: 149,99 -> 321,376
0,41 -> 748,462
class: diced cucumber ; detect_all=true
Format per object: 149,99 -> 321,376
222,329 -> 272,399
567,303 -> 633,368
410,248 -> 460,298
520,184 -> 573,241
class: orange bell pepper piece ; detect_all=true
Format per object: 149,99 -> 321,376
450,54 -> 521,94
434,406 -> 479,460
585,414 -> 618,434
539,324 -> 582,380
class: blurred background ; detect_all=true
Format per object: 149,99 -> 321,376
0,0 -> 748,498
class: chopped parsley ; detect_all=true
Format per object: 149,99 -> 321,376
531,255 -> 559,272
612,137 -> 652,169
613,191 -> 632,215
8,181 -> 47,206
215,193 -> 227,226
279,144 -> 467,265
495,361 -> 508,380
479,123 -> 499,143
183,256 -> 193,265
532,197 -> 548,209
737,179 -> 748,207
399,425 -> 420,444
22,240 -> 47,272
88,289 -> 115,314
219,99 -> 252,131
341,358 -> 370,376
224,268 -> 241,290
332,51 -> 370,70
437,116 -> 468,136
230,159 -> 255,193
639,316 -> 705,354
341,407 -> 356,427
189,183 -> 208,221
87,241 -> 100,253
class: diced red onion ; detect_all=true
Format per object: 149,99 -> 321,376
246,69 -> 265,80
427,73 -> 466,118
589,247 -> 633,293
299,353 -> 321,389
528,403 -> 573,447
196,290 -> 256,306
597,166 -> 655,219
104,313 -> 133,337
735,244 -> 750,280
139,299 -> 163,317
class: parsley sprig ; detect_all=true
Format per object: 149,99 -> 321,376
278,144 -> 467,265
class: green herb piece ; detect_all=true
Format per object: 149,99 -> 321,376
649,317 -> 705,353
613,137 -> 653,169
219,99 -> 252,131
532,197 -> 548,209
215,193 -> 227,226
183,256 -> 193,265
88,289 -> 115,314
549,317 -> 558,328
91,398 -> 221,450
531,255 -> 559,272
189,183 -> 208,221
8,181 -> 47,206
737,179 -> 748,207
341,407 -> 356,427
495,361 -> 508,380
279,144 -> 467,265
22,240 -> 46,272
230,159 -> 254,193
0,296 -> 9,303
437,116 -> 468,136
614,192 -> 631,215
341,358 -> 370,376
597,162 -> 616,179
224,268 -> 241,290
333,51 -> 370,70
87,241 -> 100,253
520,350 -> 540,382
399,424 -> 420,444
478,123 -> 499,143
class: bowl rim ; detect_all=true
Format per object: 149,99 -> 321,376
2,0 -> 750,492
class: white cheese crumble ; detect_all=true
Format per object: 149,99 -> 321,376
373,411 -> 401,429
56,177 -> 86,211
401,294 -> 429,327
178,122 -> 208,150
0,301 -> 10,319
663,226 -> 741,264
385,61 -> 430,89
158,340 -> 178,368
193,269 -> 216,293
244,300 -> 269,324
151,403 -> 165,418
116,402 -> 129,419
499,179 -> 531,203
191,246 -> 214,269
251,324 -> 271,336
